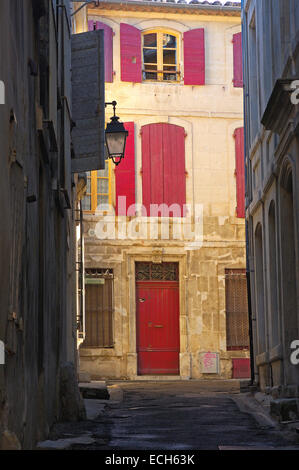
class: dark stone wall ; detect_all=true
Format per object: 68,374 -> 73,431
0,0 -> 84,449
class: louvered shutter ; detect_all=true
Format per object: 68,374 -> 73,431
115,122 -> 136,216
233,32 -> 243,88
234,127 -> 245,218
71,29 -> 105,172
141,123 -> 186,217
96,21 -> 113,83
184,28 -> 205,86
120,23 -> 142,83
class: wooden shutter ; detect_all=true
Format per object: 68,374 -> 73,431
96,21 -> 113,83
234,127 -> 245,218
84,271 -> 113,348
233,32 -> 243,88
184,28 -> 205,86
120,23 -> 141,83
141,123 -> 186,217
225,269 -> 249,351
115,122 -> 136,216
88,19 -> 95,31
71,29 -> 105,173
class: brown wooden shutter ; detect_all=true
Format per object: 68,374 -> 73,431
71,29 -> 105,173
225,269 -> 249,350
83,270 -> 113,348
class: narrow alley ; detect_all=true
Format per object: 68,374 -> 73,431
46,382 -> 299,451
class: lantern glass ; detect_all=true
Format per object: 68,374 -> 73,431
105,131 -> 127,158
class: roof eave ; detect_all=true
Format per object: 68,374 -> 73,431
88,0 -> 241,17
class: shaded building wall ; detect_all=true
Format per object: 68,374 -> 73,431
0,0 -> 84,449
242,0 -> 299,411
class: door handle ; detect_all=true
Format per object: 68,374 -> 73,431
154,325 -> 163,328
139,298 -> 146,303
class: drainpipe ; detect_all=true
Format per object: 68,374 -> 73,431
241,1 -> 255,386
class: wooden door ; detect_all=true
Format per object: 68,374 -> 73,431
136,281 -> 180,375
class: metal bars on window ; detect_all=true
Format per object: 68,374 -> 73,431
225,269 -> 249,351
83,269 -> 114,348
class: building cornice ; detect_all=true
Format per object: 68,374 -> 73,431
88,0 -> 241,17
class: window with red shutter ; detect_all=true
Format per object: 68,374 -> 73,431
183,28 -> 205,86
141,123 -> 186,217
96,21 -> 113,83
120,23 -> 142,83
233,32 -> 243,88
89,20 -> 114,83
234,127 -> 245,218
115,122 -> 136,216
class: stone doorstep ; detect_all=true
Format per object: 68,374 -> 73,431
79,381 -> 110,400
107,379 -> 249,393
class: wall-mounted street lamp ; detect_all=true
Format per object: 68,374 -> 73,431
105,101 -> 128,166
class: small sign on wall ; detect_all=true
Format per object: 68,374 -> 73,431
199,352 -> 219,374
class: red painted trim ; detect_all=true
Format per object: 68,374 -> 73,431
233,32 -> 243,88
88,20 -> 94,31
141,123 -> 186,217
234,127 -> 245,218
184,28 -> 205,86
96,21 -> 113,83
115,122 -> 135,216
120,23 -> 142,83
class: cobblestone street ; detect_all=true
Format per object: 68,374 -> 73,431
47,382 -> 299,450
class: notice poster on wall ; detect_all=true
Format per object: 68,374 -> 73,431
199,352 -> 219,374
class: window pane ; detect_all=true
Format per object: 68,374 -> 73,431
98,179 -> 109,194
143,48 -> 157,64
87,178 -> 91,193
163,65 -> 177,81
97,195 -> 109,206
144,71 -> 158,80
143,33 -> 157,47
163,49 -> 176,65
97,162 -> 108,177
163,34 -> 176,49
82,195 -> 91,211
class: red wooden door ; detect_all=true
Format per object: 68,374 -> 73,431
136,281 -> 180,375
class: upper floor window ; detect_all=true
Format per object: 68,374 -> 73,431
82,160 -> 112,212
142,30 -> 180,82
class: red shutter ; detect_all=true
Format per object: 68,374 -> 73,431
141,123 -> 186,217
184,29 -> 205,86
88,20 -> 95,31
96,21 -> 113,83
115,122 -> 135,216
233,32 -> 243,88
234,127 -> 245,218
120,23 -> 141,83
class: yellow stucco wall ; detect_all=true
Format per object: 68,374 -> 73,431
79,5 -> 248,380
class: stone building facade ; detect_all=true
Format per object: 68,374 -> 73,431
242,0 -> 299,418
0,0 -> 105,449
79,0 -> 249,381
